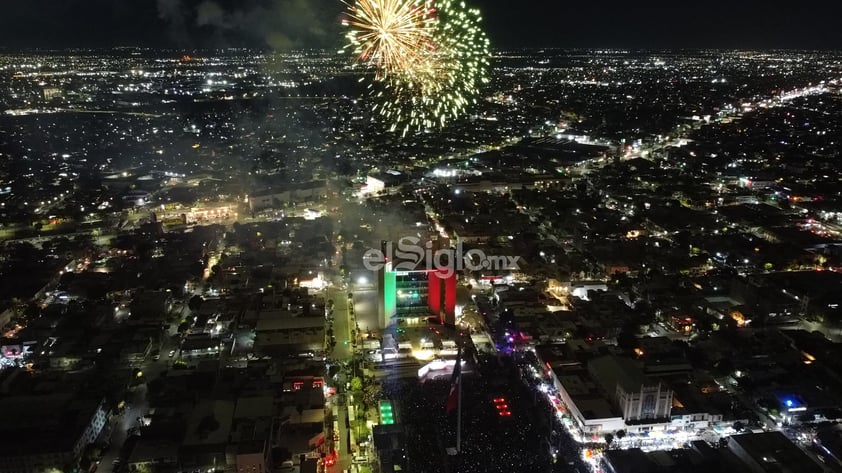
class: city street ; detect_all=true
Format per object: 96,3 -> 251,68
328,286 -> 354,363
98,384 -> 148,473
326,285 -> 354,473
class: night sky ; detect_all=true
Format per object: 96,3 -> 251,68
0,0 -> 840,50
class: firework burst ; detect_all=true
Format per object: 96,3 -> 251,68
343,0 -> 437,80
344,0 -> 490,135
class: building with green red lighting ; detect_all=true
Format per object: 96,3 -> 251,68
374,240 -> 458,328
377,264 -> 457,329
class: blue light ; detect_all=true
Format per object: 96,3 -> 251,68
785,399 -> 794,407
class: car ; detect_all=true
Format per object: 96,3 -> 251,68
168,349 -> 176,358
280,460 -> 294,470
153,354 -> 160,361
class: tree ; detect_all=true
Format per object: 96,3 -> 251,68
460,308 -> 485,331
714,357 -> 735,376
617,325 -> 639,352
188,295 -> 204,312
695,316 -> 714,334
350,376 -> 363,392
177,322 -> 189,335
354,418 -> 371,440
732,421 -> 745,432
198,415 -> 220,433
604,433 -> 614,449
616,430 -> 626,441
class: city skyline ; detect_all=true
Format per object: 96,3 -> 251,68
2,2 -> 842,473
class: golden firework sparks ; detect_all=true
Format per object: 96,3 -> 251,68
343,0 -> 437,80
344,0 -> 490,135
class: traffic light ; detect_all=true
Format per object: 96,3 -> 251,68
492,397 -> 511,417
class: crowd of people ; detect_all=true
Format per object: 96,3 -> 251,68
514,350 -> 592,473
380,353 -> 561,473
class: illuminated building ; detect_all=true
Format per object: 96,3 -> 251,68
376,241 -> 458,328
379,400 -> 395,425
360,175 -> 385,196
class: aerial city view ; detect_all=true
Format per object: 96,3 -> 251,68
2,1 -> 842,473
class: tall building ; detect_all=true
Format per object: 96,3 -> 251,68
376,241 -> 457,328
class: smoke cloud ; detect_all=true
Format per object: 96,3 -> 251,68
196,1 -> 227,28
154,0 -> 342,50
192,0 -> 340,50
156,0 -> 191,46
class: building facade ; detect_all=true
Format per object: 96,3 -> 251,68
376,240 -> 457,328
617,381 -> 673,423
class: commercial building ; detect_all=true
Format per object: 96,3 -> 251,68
551,366 -> 626,435
0,395 -> 108,473
728,432 -> 823,473
248,181 -> 329,210
253,311 -> 326,354
232,396 -> 275,473
589,356 -> 674,425
372,424 -> 407,473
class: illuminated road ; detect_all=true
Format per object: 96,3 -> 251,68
98,384 -> 147,473
326,286 -> 353,473
350,288 -> 379,338
328,286 -> 354,362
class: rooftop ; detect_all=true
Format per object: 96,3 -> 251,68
728,431 -> 823,473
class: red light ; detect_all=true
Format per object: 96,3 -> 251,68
324,450 -> 338,466
492,396 -> 511,416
